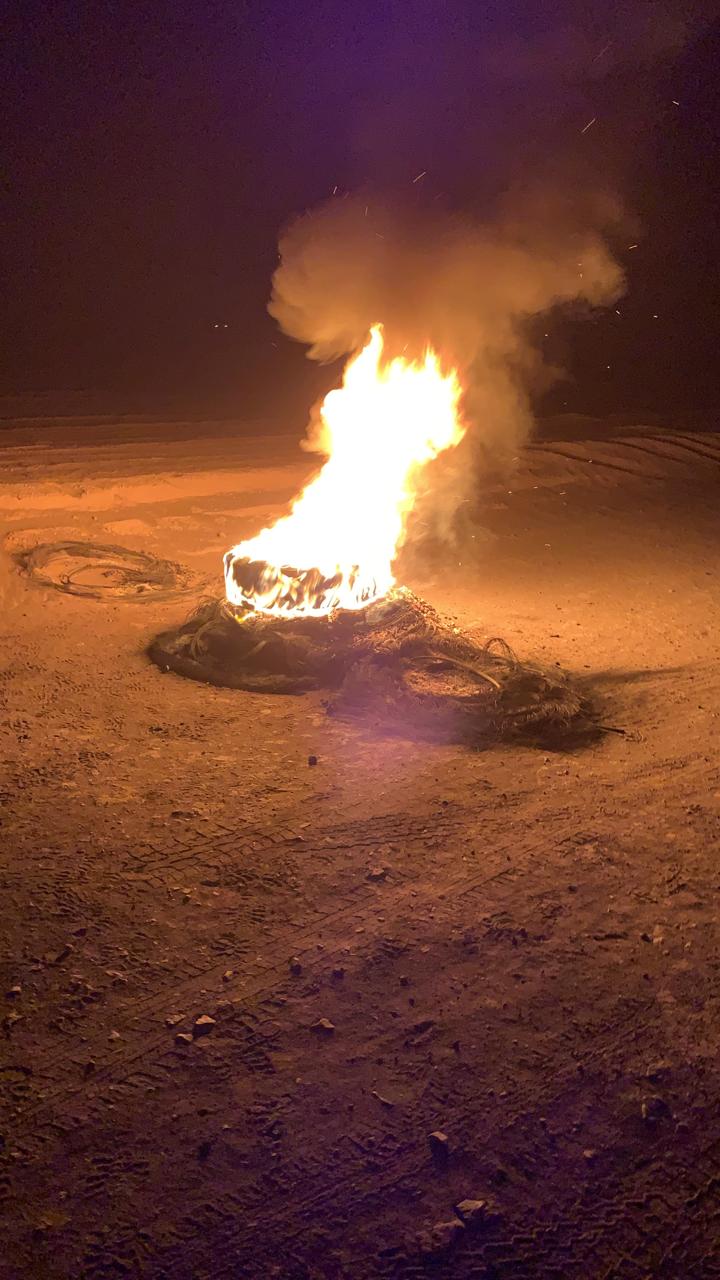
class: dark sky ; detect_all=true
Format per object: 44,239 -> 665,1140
2,1 -> 719,420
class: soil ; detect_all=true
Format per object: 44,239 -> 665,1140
1,414 -> 720,1279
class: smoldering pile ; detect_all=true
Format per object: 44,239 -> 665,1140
148,592 -> 594,746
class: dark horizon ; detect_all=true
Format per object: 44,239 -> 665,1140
2,2 -> 719,424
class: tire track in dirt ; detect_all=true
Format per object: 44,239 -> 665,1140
6,737 -> 717,1121
65,834 -> 713,1280
15,820 -> 561,1125
4,762 -> 719,1278
527,432 -> 720,479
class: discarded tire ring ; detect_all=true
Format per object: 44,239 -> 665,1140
17,541 -> 210,603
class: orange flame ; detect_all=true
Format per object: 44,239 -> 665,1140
224,325 -> 464,617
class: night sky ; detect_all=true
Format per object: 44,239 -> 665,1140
2,2 -> 719,422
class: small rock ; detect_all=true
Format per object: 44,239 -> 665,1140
399,975 -> 410,987
175,1032 -> 194,1046
165,1013 -> 184,1028
6,985 -> 22,999
582,1148 -> 597,1161
34,1209 -> 70,1232
196,1140 -> 213,1161
642,1095 -> 671,1122
109,1029 -> 121,1041
413,1018 -> 435,1036
192,1015 -> 217,1038
428,1130 -> 450,1158
417,1219 -> 464,1257
646,1060 -> 672,1082
289,957 -> 303,976
83,1059 -> 96,1077
371,1089 -> 395,1109
308,755 -> 318,767
44,944 -> 73,967
310,1018 -> 335,1035
367,866 -> 388,882
221,970 -> 233,983
331,966 -> 345,980
454,1199 -> 487,1226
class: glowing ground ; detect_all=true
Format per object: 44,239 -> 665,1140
2,414 -> 720,1278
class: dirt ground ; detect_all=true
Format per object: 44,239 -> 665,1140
1,415 -> 720,1279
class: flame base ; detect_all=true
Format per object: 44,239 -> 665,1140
223,325 -> 464,620
224,553 -> 381,618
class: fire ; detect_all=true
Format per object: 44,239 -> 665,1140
224,325 -> 464,617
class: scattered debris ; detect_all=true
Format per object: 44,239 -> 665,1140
43,944 -> 73,967
192,1015 -> 216,1038
34,1209 -> 70,1233
642,1095 -> 671,1122
417,1219 -> 464,1257
454,1199 -> 488,1227
646,1060 -> 672,1082
428,1130 -> 450,1158
310,1018 -> 335,1035
371,1089 -> 395,1109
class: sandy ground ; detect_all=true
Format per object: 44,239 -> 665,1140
1,417 -> 720,1279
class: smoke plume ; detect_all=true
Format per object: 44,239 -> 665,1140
269,188 -> 625,540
